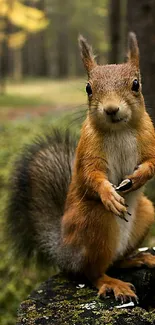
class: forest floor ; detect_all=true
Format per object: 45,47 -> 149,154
0,78 -> 86,120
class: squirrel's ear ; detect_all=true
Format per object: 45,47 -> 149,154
127,32 -> 139,67
78,35 -> 96,75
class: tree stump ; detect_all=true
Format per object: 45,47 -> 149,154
17,249 -> 155,325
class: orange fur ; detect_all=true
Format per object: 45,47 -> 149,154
96,274 -> 137,302
124,113 -> 155,193
61,32 -> 155,302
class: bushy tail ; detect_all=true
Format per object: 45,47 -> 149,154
6,128 -> 77,265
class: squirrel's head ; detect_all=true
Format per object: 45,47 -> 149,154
79,32 -> 145,131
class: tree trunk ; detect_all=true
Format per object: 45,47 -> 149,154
12,49 -> 22,81
17,249 -> 155,325
0,39 -> 7,94
56,0 -> 69,78
108,0 -> 121,64
127,0 -> 155,124
0,14 -> 9,94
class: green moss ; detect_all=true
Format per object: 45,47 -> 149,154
17,274 -> 155,324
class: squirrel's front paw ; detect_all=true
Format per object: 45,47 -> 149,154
99,180 -> 127,216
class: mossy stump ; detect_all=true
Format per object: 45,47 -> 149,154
17,249 -> 155,325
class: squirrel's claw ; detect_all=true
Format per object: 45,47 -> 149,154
117,213 -> 129,222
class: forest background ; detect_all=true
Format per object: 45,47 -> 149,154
0,1 -> 155,324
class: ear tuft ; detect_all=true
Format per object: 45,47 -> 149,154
127,32 -> 139,67
78,35 -> 96,75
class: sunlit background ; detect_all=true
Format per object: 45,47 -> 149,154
0,0 -> 155,324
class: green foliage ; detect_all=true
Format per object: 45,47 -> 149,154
0,0 -> 110,81
0,93 -> 45,107
71,0 -> 109,55
0,0 -> 48,49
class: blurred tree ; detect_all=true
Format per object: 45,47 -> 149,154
127,0 -> 155,123
70,0 -> 108,75
22,0 -> 49,77
0,19 -> 7,94
56,0 -> 70,78
42,0 -> 108,78
0,0 -> 109,80
108,0 -> 127,64
108,0 -> 121,64
0,0 -> 48,89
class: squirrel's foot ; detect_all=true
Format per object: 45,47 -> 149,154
97,275 -> 138,304
138,252 -> 155,268
118,252 -> 155,268
100,180 -> 127,217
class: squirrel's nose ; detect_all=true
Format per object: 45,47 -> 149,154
105,106 -> 119,116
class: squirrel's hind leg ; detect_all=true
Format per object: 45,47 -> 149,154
79,202 -> 138,303
84,254 -> 137,302
115,195 -> 155,269
62,200 -> 138,302
85,261 -> 137,302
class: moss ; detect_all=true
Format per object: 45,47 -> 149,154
17,273 -> 155,325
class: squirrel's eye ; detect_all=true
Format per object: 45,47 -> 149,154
86,83 -> 92,96
132,79 -> 139,92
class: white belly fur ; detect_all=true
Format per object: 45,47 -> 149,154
104,130 -> 142,259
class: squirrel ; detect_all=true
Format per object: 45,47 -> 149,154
7,32 -> 155,303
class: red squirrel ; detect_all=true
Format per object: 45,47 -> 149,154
61,32 -> 155,301
7,32 -> 155,303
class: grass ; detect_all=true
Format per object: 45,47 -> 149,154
5,78 -> 86,107
0,78 -> 87,122
0,93 -> 43,108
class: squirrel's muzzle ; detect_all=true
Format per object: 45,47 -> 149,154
105,106 -> 119,116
